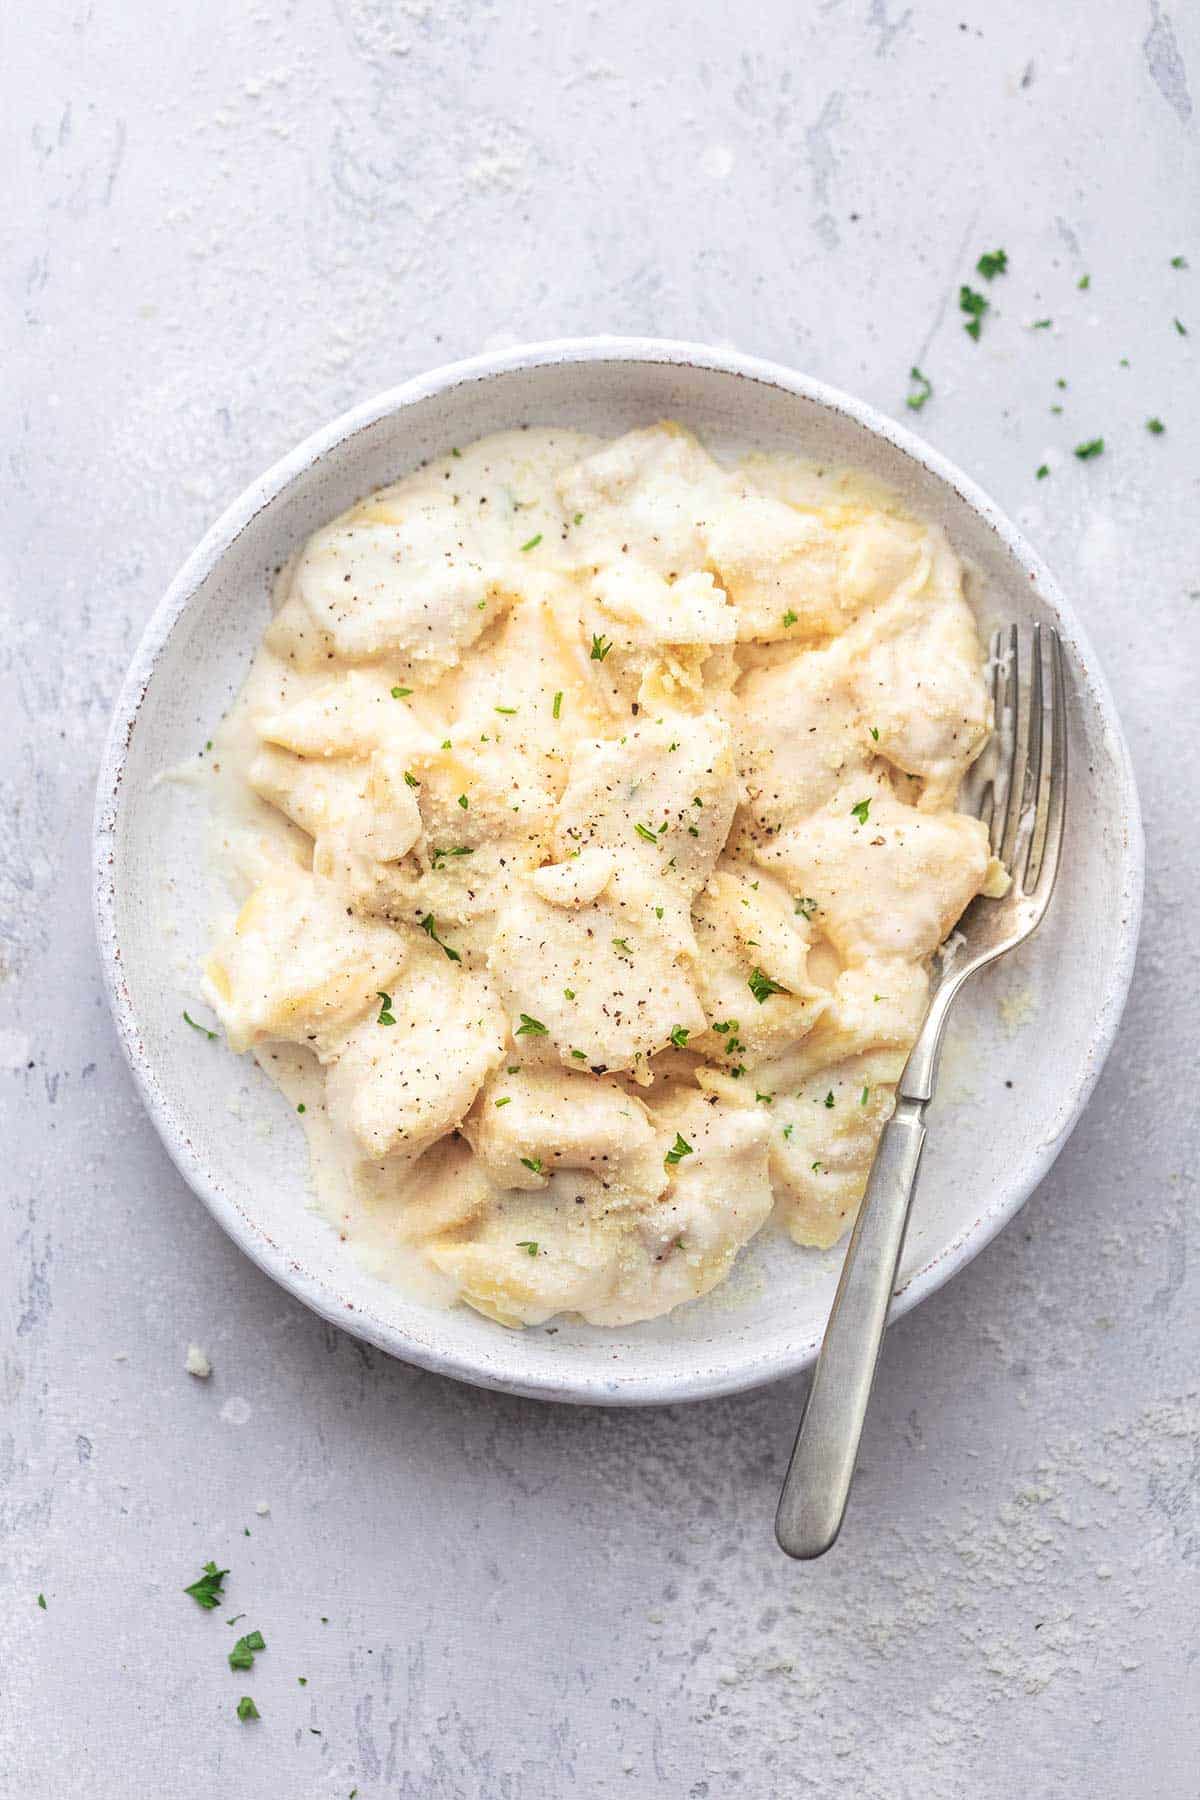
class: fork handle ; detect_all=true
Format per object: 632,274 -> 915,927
775,1100 -> 927,1559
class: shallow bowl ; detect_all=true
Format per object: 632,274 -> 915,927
94,338 -> 1143,1404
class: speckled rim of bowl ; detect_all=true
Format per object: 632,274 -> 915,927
93,336 -> 1144,1406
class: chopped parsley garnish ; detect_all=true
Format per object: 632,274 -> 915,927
391,686 -> 412,699
664,1133 -> 693,1168
431,845 -> 473,867
520,1157 -> 544,1175
905,365 -> 933,411
824,1091 -> 835,1109
403,770 -> 419,788
520,533 -> 543,552
37,1593 -> 46,1609
654,906 -> 664,919
782,1123 -> 794,1140
451,447 -> 462,458
183,1010 -> 217,1040
748,967 -> 785,1004
869,725 -> 879,741
494,1096 -> 512,1108
376,991 -> 396,1025
570,1049 -> 587,1060
589,633 -> 613,662
296,1103 -> 306,1114
850,798 -> 871,825
494,705 -> 517,715
975,248 -> 1007,280
228,1629 -> 266,1672
1078,273 -> 1090,290
635,821 -> 661,845
418,916 -> 461,963
794,897 -> 817,921
236,1697 -> 259,1722
959,285 -> 989,339
1036,464 -> 1049,480
516,1240 -> 539,1256
1171,255 -> 1188,269
669,1026 -> 690,1049
184,1561 -> 228,1610
1174,317 -> 1188,336
1074,438 -> 1105,460
755,1091 -> 773,1105
564,987 -> 575,999
860,1086 -> 870,1106
516,1013 -> 548,1036
1146,417 -> 1165,434
552,690 -> 563,719
611,937 -> 633,955
456,793 -> 469,809
811,1160 -> 823,1173
1031,318 -> 1053,329
573,511 -> 583,525
782,609 -> 799,627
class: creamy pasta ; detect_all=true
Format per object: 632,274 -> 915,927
201,423 -> 1003,1328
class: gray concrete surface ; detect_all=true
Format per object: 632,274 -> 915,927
4,2 -> 1199,1795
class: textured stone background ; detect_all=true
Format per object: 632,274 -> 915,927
4,2 -> 1199,1795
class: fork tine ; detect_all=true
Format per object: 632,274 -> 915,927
989,623 -> 1019,856
997,624 -> 1029,870
1029,627 -> 1067,903
1016,623 -> 1045,885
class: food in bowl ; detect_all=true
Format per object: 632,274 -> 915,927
200,422 -> 1005,1328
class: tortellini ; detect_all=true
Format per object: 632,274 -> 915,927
203,423 -> 998,1318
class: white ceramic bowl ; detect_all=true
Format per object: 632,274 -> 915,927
94,338 -> 1143,1406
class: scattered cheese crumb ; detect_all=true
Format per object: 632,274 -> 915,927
185,1344 -> 212,1379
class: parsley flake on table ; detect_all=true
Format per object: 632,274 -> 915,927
520,1157 -> 544,1175
520,533 -> 542,552
391,686 -> 412,699
37,1593 -> 46,1610
975,248 -> 1008,280
959,285 -> 989,339
376,991 -> 396,1025
669,1026 -> 690,1049
1171,255 -> 1188,269
590,633 -> 613,662
236,1697 -> 259,1722
184,1561 -> 228,1610
419,915 -> 461,963
850,798 -> 871,825
516,1240 -> 539,1256
494,704 -> 517,715
824,1091 -> 836,1109
869,725 -> 879,741
228,1629 -> 266,1672
494,1096 -> 512,1108
1074,438 -> 1105,460
782,608 -> 799,627
403,770 -> 419,788
664,1132 -> 693,1168
296,1103 -> 306,1113
1174,317 -> 1188,336
1031,318 -> 1053,329
861,1086 -> 870,1106
1036,464 -> 1049,480
635,821 -> 661,845
612,937 -> 633,955
905,365 -> 933,411
782,1123 -> 794,1139
182,1010 -> 217,1040
573,512 -> 583,525
748,967 -> 785,1003
552,690 -> 563,718
516,1013 -> 548,1036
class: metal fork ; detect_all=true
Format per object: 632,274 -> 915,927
775,623 -> 1067,1560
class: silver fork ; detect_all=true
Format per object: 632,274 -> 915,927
775,623 -> 1068,1560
